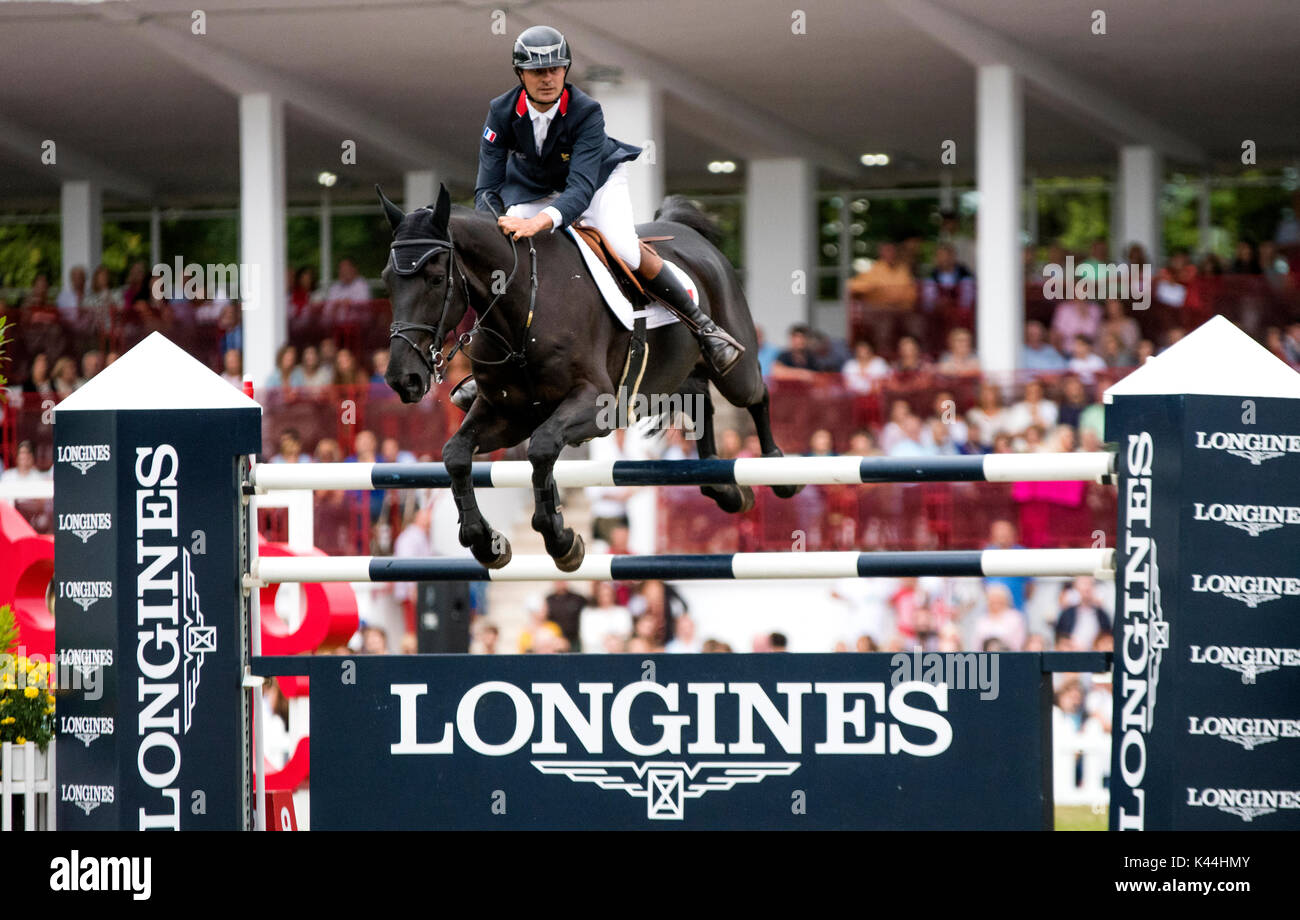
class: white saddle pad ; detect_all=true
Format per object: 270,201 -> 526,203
566,227 -> 691,331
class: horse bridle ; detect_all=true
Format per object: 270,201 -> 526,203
387,214 -> 535,386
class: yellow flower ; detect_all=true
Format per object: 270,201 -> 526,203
14,736 -> 25,745
24,686 -> 39,699
46,693 -> 56,704
1,716 -> 15,725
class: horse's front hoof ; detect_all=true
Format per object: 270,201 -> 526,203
702,483 -> 754,514
554,531 -> 585,573
477,532 -> 512,569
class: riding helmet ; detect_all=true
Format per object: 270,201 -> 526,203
512,25 -> 571,70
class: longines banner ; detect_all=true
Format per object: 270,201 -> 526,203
299,653 -> 1053,830
1108,394 -> 1300,831
53,336 -> 261,830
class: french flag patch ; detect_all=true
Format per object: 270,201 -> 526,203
483,126 -> 497,143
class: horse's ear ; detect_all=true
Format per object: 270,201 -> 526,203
431,183 -> 452,232
376,184 -> 405,232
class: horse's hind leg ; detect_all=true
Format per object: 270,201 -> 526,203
746,385 -> 804,499
444,401 -> 530,567
687,375 -> 754,514
527,382 -> 607,572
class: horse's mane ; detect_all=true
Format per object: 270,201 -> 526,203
653,195 -> 722,247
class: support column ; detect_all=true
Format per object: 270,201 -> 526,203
239,92 -> 287,390
1118,145 -> 1162,263
588,78 -> 664,222
60,180 -> 102,289
319,189 -> 332,286
404,169 -> 438,212
149,207 -> 161,270
1198,173 -> 1213,256
975,64 -> 1024,375
744,158 -> 815,343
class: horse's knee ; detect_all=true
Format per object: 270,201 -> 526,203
442,437 -> 473,475
526,431 -> 563,468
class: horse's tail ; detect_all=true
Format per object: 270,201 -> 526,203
654,195 -> 722,247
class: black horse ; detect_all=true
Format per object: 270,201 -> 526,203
379,183 -> 801,572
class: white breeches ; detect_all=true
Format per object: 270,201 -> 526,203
508,162 -> 641,270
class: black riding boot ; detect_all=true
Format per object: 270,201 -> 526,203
450,375 -> 477,411
640,268 -> 745,376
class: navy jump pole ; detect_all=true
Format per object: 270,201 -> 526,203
249,452 -> 1115,492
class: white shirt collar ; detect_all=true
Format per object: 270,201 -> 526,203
524,95 -> 559,125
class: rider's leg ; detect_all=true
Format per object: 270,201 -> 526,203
583,164 -> 744,376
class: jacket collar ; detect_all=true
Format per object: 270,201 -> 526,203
515,86 -> 569,118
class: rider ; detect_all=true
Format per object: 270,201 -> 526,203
457,25 -> 744,409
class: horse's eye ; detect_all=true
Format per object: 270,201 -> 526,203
427,274 -> 445,286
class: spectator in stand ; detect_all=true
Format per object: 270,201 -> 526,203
380,435 -> 417,464
924,417 -> 961,456
892,335 -> 931,381
1155,248 -> 1198,312
938,210 -> 977,272
1005,379 -> 1058,438
271,429 -> 310,464
755,325 -> 782,378
217,302 -> 242,356
299,344 -> 334,388
628,580 -> 686,645
971,583 -> 1027,651
475,623 -> 500,655
841,339 -> 890,393
530,581 -> 586,650
935,327 -> 979,375
81,266 -> 119,336
1018,424 -> 1045,453
920,242 -> 975,327
887,414 -> 937,458
1098,331 -> 1136,367
807,429 -> 836,456
1230,239 -> 1262,275
716,428 -> 744,459
771,324 -> 821,381
22,353 -> 55,396
984,519 -> 1032,611
80,350 -> 104,384
1067,335 -> 1107,385
1055,576 -> 1112,650
334,349 -> 368,387
768,632 -> 789,652
810,328 -> 849,371
20,273 -> 65,355
51,357 -> 82,396
1260,240 -> 1290,287
879,399 -> 915,454
220,349 -> 243,387
370,349 -> 390,384
265,344 -> 304,391
118,261 -> 148,312
966,382 -> 1011,450
1050,299 -> 1102,354
666,613 -> 702,654
1101,299 -> 1141,353
0,442 -> 48,486
323,257 -> 371,324
586,428 -> 641,541
1021,320 -> 1066,371
391,504 -> 433,642
56,265 -> 87,323
288,266 -> 321,339
1135,338 -> 1156,364
847,429 -> 881,456
930,390 -> 969,449
1056,376 -> 1091,430
846,240 -> 921,347
580,581 -> 633,653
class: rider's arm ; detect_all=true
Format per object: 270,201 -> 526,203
474,108 -> 509,217
546,105 -> 606,229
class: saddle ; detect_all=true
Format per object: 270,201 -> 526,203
570,224 -> 673,305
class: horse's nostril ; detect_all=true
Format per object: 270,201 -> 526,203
405,373 -> 424,396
